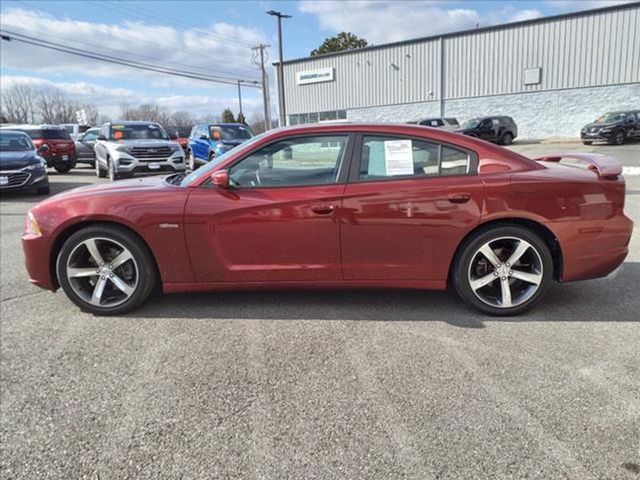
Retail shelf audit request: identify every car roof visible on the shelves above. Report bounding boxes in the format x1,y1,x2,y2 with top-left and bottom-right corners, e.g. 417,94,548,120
107,120,161,126
0,129,31,136
0,124,66,130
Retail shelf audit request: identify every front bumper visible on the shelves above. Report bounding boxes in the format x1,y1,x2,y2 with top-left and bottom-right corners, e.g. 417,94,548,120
0,168,48,191
581,130,615,141
113,152,186,175
22,233,57,291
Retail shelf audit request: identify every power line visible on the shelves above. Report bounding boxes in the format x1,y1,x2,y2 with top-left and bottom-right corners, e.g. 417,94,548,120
89,0,258,49
1,29,261,88
3,23,260,81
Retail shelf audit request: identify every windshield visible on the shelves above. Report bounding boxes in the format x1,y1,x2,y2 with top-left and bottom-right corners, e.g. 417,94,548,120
24,129,71,140
180,131,268,187
167,126,192,138
461,118,481,129
210,124,253,141
109,123,170,140
594,112,626,124
0,132,34,151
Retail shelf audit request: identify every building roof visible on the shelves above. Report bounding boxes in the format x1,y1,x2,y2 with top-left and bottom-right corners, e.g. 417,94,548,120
278,2,639,66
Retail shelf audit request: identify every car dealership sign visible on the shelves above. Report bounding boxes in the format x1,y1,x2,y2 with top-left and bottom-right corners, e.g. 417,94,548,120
296,67,335,85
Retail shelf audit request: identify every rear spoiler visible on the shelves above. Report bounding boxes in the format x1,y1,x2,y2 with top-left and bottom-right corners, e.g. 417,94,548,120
535,153,622,178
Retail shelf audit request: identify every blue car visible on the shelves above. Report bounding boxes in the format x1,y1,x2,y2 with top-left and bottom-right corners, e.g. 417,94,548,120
186,123,253,170
0,130,50,195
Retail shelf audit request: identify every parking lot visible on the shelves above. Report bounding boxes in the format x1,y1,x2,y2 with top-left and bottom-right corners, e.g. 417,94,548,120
1,142,639,479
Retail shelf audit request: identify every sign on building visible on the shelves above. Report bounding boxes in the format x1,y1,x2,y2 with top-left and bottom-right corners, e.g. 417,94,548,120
296,67,335,85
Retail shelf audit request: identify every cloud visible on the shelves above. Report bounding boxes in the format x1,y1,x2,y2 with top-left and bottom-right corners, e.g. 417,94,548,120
300,1,546,44
0,75,263,119
0,7,265,85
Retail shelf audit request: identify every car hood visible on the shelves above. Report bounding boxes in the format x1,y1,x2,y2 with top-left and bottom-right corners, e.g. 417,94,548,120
219,139,245,147
0,151,41,170
38,175,176,206
107,139,175,148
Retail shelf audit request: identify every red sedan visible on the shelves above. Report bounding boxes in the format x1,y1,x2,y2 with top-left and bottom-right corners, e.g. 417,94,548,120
22,123,633,316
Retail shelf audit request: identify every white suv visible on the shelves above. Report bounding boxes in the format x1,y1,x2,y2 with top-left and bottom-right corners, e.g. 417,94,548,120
94,121,186,181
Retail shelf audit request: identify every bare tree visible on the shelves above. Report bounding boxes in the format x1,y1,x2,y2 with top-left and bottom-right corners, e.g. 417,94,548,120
169,110,196,127
0,84,39,123
248,112,266,134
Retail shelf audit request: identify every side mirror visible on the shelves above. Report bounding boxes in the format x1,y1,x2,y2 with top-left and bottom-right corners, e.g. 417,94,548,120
97,135,107,141
210,170,229,189
37,144,49,154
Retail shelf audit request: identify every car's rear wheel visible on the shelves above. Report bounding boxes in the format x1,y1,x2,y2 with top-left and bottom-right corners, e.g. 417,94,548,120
500,132,513,145
56,225,157,315
95,159,106,178
453,225,553,316
54,163,73,173
582,141,593,145
186,150,195,171
612,130,626,145
208,152,216,162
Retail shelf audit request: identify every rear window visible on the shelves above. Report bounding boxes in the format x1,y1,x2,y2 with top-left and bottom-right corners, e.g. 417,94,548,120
445,118,459,126
23,129,71,140
210,124,253,141
166,126,192,138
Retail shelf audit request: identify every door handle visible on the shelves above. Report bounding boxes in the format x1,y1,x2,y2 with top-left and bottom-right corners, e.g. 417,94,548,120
447,193,471,204
311,205,335,215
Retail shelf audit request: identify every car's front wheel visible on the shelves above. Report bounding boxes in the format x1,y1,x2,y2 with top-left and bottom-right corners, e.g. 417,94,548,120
612,130,626,145
56,225,157,315
453,225,553,316
95,159,107,178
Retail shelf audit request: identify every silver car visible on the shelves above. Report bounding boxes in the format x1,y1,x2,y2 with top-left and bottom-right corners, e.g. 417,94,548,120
410,117,460,131
94,121,186,181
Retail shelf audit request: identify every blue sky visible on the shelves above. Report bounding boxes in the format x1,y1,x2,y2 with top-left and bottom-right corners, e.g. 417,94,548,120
0,0,622,120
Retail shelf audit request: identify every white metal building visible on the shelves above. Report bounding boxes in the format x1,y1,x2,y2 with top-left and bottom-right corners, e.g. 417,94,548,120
278,3,640,139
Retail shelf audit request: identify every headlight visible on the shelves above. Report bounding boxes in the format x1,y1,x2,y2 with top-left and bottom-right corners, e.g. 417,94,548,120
581,128,586,133
22,162,45,171
25,211,42,237
600,128,612,133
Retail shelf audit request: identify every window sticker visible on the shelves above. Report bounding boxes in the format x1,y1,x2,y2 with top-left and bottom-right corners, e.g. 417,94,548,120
384,140,414,176
113,131,124,140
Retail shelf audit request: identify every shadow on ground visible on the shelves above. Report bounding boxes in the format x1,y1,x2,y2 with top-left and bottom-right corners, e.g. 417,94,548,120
126,262,640,328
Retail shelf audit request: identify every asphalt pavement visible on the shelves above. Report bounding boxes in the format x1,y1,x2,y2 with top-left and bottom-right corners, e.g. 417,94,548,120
1,142,639,479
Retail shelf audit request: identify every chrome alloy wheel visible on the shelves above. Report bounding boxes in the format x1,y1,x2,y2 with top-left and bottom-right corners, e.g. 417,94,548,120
65,237,139,308
468,236,543,309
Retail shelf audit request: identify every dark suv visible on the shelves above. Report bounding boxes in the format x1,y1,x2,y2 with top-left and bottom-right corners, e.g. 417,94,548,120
457,116,518,145
581,111,640,145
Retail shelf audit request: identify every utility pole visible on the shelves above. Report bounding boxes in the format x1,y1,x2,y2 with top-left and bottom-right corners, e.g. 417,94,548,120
267,10,290,127
237,80,243,122
252,43,272,131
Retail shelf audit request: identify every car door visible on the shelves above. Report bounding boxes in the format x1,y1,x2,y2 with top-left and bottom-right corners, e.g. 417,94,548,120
77,130,98,160
94,125,109,166
184,133,353,283
340,134,483,282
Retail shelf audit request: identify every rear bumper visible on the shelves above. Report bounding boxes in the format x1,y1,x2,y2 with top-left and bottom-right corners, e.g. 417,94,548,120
43,153,76,167
553,214,633,282
22,233,57,291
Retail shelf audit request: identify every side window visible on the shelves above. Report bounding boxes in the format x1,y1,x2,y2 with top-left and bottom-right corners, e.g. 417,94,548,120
83,131,98,142
229,135,348,188
491,118,500,126
358,136,471,181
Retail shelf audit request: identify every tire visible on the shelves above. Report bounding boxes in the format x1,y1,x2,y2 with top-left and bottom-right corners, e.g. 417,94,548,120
54,163,73,173
35,185,50,195
582,141,593,145
208,152,216,162
452,225,553,316
612,130,626,145
89,160,96,169
56,224,157,315
95,159,107,178
108,157,119,181
187,150,196,171
500,132,513,146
